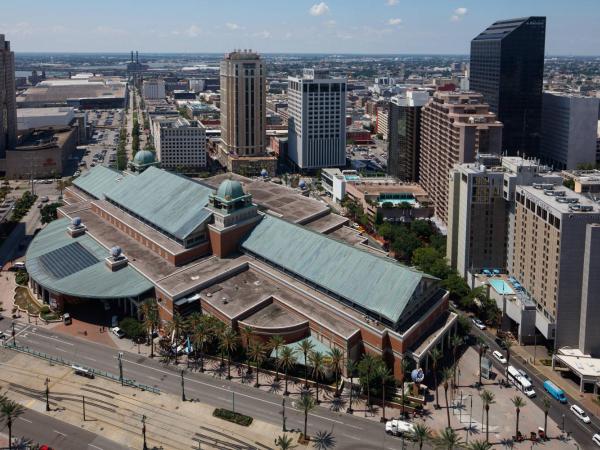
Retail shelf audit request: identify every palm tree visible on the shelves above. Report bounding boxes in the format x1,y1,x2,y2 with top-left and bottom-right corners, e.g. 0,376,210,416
274,434,296,450
279,346,297,396
299,339,315,388
219,327,239,380
0,398,25,450
410,423,432,450
358,354,377,413
242,325,254,347
346,359,356,413
185,312,203,335
327,347,344,396
399,358,411,418
212,321,226,367
477,338,487,387
433,427,465,449
269,335,285,381
511,395,526,439
467,440,491,450
542,396,551,438
298,393,316,440
248,341,266,388
479,389,495,443
450,335,462,387
140,299,159,358
191,320,209,372
429,348,442,408
166,312,185,365
503,340,513,384
442,366,454,429
377,365,391,421
309,351,326,404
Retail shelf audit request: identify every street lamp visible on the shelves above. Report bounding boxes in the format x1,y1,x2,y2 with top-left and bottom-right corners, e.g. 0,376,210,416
118,352,124,386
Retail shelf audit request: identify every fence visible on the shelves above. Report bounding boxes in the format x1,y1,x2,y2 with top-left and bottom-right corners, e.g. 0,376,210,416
2,342,160,394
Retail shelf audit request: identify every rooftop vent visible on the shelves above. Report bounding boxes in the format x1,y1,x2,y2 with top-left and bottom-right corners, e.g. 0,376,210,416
569,204,593,212
67,216,86,237
533,183,554,190
556,197,579,204
105,245,128,271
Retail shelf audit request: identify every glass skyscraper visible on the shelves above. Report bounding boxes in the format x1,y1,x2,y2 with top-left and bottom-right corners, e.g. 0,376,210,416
470,17,546,156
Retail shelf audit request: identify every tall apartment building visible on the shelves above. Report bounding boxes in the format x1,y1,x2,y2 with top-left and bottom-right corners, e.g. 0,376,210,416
0,34,17,158
470,17,546,155
510,185,600,351
142,79,166,100
447,155,561,279
540,92,600,169
376,108,389,141
387,91,429,182
287,68,346,170
152,117,207,170
419,91,503,225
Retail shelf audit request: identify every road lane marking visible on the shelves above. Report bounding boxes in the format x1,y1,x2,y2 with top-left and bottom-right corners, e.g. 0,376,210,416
118,356,363,430
53,430,67,436
19,418,32,423
88,445,104,450
82,356,97,362
27,332,75,346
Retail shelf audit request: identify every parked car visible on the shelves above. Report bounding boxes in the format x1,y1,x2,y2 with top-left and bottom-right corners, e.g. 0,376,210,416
592,433,600,447
385,419,415,436
492,350,507,365
472,318,486,330
111,327,125,339
570,404,591,423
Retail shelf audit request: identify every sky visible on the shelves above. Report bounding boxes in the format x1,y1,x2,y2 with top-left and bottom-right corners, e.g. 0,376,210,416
1,0,599,55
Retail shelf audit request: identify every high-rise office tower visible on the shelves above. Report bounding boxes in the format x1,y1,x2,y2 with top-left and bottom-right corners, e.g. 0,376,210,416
387,91,429,182
470,17,546,155
540,92,600,170
219,50,266,157
287,68,346,170
0,34,17,158
419,91,503,225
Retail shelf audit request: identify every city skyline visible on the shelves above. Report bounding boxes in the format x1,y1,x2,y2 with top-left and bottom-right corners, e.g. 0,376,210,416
1,0,599,55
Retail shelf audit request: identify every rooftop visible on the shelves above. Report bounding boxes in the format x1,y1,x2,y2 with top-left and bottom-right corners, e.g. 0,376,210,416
519,184,600,215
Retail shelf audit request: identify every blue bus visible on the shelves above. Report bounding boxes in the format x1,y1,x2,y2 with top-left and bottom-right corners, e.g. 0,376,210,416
543,380,567,403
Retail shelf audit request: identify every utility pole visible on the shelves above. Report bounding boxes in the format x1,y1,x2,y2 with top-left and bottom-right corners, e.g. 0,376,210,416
142,414,148,450
45,377,50,411
181,369,186,402
82,395,86,421
118,352,124,386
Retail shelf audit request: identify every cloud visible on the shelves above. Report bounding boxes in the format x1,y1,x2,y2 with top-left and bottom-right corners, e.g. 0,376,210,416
185,25,202,37
386,0,399,5
225,22,241,31
309,2,329,16
388,18,402,26
451,7,468,21
324,19,336,27
253,30,271,39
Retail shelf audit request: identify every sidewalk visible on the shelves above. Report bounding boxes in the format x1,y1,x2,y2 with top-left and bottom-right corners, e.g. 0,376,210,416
0,349,286,450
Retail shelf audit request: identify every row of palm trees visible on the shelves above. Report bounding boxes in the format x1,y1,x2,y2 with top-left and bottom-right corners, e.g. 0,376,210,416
0,392,25,450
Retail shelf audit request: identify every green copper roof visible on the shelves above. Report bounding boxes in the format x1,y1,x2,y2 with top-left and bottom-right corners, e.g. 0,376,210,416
25,218,153,299
270,335,330,360
216,179,246,201
133,150,156,166
72,166,126,200
104,166,213,241
242,215,438,324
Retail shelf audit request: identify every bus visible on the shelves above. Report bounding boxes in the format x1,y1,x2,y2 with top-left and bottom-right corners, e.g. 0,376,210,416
507,365,536,397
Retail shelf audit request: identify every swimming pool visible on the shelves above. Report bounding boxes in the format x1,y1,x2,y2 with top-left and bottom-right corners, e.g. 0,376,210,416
489,279,514,295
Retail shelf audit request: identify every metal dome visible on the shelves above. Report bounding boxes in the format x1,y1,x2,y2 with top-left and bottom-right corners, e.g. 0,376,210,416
133,150,156,166
72,217,82,227
411,368,424,383
260,168,269,177
110,246,122,258
216,179,245,201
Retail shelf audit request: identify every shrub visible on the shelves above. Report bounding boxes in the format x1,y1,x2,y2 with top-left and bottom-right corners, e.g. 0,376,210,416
118,317,146,340
212,408,253,426
15,271,29,286
40,305,51,314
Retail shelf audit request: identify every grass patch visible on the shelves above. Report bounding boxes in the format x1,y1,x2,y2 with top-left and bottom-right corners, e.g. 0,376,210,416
14,286,42,314
212,408,253,427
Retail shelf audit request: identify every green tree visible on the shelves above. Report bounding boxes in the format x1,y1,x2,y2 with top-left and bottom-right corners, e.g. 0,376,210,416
410,423,432,450
40,202,63,224
357,354,379,413
450,335,462,387
274,434,296,450
467,440,492,450
433,427,464,449
511,395,526,439
219,327,239,380
429,348,442,408
192,319,210,372
399,358,411,418
309,351,326,404
542,396,551,438
503,340,513,384
165,312,185,365
346,359,356,412
298,393,315,440
477,338,487,387
279,346,297,396
377,364,391,421
480,390,495,443
140,299,159,358
269,335,285,381
248,341,266,388
327,347,344,396
118,317,146,341
299,339,315,388
0,396,25,450
442,367,453,429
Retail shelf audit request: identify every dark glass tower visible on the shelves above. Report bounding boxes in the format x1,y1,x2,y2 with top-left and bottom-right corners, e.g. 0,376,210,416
0,34,17,159
470,17,546,156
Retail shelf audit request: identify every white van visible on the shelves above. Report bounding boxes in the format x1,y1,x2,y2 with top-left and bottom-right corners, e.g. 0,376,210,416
592,433,600,447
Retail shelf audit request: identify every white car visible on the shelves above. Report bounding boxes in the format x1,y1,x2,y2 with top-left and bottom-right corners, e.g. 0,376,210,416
592,433,600,447
570,404,591,424
492,350,507,364
385,419,415,436
111,327,125,339
472,318,486,330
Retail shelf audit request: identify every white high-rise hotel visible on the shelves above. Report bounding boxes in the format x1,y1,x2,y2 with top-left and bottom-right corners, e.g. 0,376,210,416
288,69,346,170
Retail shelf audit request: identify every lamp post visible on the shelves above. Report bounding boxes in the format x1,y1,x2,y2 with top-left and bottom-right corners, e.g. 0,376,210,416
118,352,124,386
45,377,50,411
